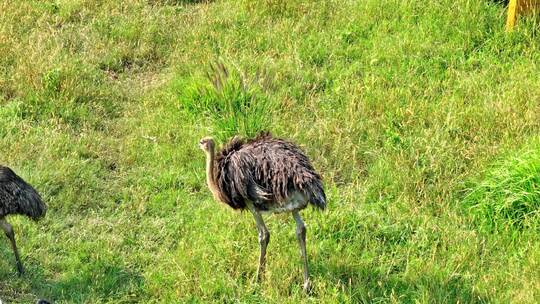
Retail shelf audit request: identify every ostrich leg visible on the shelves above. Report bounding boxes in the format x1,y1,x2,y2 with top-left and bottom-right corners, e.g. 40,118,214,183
293,211,310,292
247,204,270,281
0,217,24,274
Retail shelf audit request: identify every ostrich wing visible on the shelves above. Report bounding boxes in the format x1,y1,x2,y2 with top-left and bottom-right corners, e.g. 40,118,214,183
0,167,46,219
214,134,326,211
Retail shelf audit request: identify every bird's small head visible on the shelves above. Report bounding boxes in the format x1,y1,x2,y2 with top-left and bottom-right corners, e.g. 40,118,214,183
199,137,215,153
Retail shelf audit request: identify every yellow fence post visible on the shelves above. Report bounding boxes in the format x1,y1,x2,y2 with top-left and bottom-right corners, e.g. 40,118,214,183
506,0,518,30
506,0,540,31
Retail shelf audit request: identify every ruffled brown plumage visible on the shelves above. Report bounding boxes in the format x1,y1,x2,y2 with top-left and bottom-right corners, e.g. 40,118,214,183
213,132,326,211
0,166,47,220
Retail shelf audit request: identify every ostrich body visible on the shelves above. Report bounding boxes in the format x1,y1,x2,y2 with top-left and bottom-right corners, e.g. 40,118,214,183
199,132,326,291
0,165,46,274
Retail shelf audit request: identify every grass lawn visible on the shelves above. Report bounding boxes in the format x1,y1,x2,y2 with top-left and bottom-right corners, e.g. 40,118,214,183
1,0,539,302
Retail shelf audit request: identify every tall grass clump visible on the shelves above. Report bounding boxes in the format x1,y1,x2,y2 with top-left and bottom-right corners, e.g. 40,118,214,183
463,139,540,232
176,61,276,142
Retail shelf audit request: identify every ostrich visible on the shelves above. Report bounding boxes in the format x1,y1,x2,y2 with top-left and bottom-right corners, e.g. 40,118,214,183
0,165,46,274
199,132,326,291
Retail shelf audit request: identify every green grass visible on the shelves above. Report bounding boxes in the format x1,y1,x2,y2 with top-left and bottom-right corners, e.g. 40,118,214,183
464,138,540,232
1,0,540,302
176,61,276,142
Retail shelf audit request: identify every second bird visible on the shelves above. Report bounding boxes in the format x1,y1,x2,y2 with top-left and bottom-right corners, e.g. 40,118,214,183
0,165,46,274
199,132,326,292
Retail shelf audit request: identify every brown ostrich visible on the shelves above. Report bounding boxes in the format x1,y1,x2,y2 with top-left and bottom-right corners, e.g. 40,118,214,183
199,132,326,291
0,165,46,274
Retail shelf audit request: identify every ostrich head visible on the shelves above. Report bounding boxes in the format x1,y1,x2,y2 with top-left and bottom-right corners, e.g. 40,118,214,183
199,137,215,154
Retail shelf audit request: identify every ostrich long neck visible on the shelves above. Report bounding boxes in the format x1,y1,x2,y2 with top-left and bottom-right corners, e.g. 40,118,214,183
205,147,221,200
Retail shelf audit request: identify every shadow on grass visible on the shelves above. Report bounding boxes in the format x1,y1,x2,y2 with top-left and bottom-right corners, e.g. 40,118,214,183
148,0,213,5
311,261,490,303
0,246,145,303
489,0,509,5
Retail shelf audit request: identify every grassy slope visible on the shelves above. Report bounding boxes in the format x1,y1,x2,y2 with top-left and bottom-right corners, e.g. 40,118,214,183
1,0,539,302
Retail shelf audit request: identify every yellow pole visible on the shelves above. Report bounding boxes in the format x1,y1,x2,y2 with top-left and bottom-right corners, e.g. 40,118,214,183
506,0,519,31
507,0,540,31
